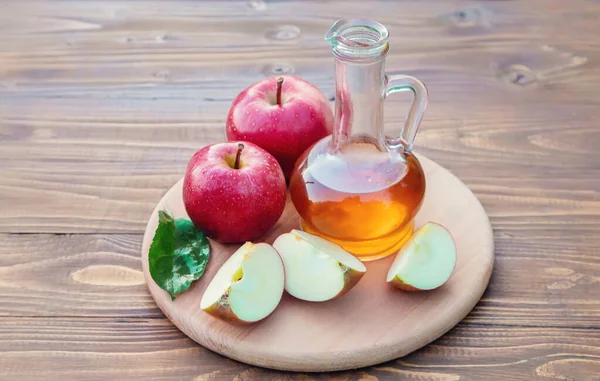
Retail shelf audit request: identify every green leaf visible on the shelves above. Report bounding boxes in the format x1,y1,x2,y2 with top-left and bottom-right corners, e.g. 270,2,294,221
148,210,210,300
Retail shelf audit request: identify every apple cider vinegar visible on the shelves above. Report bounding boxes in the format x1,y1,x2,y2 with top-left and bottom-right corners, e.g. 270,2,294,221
289,19,430,261
290,140,425,261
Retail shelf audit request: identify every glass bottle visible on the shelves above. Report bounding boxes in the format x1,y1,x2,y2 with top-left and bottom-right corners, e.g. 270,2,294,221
289,19,429,261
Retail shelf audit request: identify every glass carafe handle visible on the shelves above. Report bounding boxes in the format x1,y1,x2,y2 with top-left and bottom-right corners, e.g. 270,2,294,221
383,74,428,153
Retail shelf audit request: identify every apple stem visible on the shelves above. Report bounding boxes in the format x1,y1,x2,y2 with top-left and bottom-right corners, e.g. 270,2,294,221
234,143,244,169
276,77,284,106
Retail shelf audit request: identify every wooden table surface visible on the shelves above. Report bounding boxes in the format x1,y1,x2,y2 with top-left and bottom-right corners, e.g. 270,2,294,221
1,1,599,380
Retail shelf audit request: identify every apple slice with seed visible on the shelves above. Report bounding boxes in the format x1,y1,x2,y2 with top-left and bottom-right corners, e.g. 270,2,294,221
200,242,284,323
273,229,366,302
387,222,457,291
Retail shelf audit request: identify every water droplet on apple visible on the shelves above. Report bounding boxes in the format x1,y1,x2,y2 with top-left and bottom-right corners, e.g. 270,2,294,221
259,128,264,132
366,176,372,182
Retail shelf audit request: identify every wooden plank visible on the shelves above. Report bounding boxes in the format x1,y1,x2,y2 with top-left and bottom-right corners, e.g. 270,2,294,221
0,233,598,327
0,234,158,317
1,118,598,233
0,317,598,380
1,1,599,54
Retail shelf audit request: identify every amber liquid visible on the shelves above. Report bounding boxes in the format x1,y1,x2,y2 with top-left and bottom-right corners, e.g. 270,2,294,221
289,141,426,261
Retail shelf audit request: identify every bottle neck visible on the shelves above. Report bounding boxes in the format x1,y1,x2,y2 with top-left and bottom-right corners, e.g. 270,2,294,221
331,56,386,152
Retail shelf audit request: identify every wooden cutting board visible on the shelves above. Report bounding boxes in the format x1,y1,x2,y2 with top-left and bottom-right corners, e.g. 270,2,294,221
141,154,494,372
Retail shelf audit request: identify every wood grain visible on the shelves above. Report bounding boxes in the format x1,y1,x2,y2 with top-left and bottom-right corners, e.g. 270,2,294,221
1,115,598,233
0,233,158,317
0,0,599,379
1,0,599,233
0,230,598,326
0,318,598,381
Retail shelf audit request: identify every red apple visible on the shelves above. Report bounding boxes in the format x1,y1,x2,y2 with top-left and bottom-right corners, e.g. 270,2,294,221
225,75,334,180
183,141,286,243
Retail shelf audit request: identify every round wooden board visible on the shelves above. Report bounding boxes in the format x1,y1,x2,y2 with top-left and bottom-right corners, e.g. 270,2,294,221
141,154,494,372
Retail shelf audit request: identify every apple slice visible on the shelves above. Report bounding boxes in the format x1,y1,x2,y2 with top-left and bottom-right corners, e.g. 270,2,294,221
386,222,457,291
200,242,284,323
273,229,366,302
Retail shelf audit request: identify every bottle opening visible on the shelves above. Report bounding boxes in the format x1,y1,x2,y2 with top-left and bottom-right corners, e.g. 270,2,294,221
325,19,389,59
